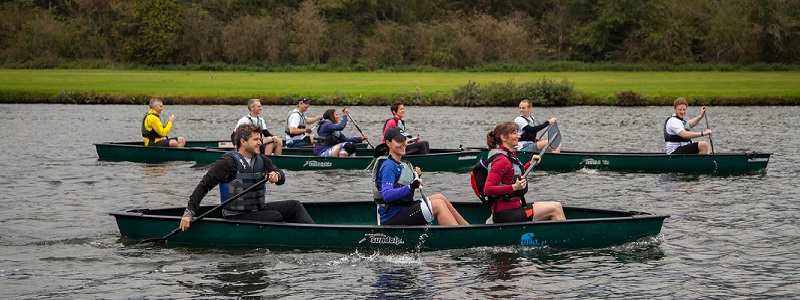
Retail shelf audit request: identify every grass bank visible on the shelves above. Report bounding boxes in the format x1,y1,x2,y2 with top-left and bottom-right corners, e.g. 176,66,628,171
1,69,799,105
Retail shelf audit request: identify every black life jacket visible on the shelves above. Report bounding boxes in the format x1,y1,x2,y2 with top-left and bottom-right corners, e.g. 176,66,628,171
470,149,528,212
219,151,266,216
664,116,692,143
372,155,416,206
518,115,537,142
141,113,163,143
285,110,307,137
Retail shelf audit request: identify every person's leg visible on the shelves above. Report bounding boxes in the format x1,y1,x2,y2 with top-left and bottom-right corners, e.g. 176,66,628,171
273,137,283,155
228,210,284,222
262,200,315,224
532,201,565,221
428,194,468,225
698,141,711,154
262,138,276,155
405,141,430,155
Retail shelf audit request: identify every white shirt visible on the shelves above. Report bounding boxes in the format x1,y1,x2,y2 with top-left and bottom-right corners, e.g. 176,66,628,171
285,109,304,141
665,115,690,154
234,114,267,132
514,115,536,151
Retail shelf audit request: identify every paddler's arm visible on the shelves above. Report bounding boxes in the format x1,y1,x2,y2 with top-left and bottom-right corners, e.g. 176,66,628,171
180,155,236,230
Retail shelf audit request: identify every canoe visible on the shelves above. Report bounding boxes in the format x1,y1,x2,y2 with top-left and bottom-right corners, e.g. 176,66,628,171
471,148,771,175
110,201,668,250
94,140,234,163
192,148,482,172
93,141,367,163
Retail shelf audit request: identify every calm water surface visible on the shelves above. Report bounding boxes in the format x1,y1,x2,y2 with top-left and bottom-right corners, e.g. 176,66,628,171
0,104,798,299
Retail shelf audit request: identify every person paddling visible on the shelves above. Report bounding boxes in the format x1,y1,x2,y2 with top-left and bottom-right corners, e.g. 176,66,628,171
372,127,468,226
382,102,430,155
514,99,560,153
180,124,314,232
665,97,713,155
484,121,566,223
233,98,282,155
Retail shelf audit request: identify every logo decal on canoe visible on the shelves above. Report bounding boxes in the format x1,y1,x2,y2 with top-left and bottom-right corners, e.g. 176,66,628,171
458,156,478,161
520,233,546,247
359,233,405,245
581,158,609,166
303,160,333,167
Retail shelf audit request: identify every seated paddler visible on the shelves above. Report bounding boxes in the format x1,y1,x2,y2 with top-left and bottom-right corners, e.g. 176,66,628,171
180,124,314,231
372,127,468,226
313,108,367,157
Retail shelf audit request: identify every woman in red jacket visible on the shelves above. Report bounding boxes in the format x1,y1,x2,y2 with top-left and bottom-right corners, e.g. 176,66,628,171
483,121,566,223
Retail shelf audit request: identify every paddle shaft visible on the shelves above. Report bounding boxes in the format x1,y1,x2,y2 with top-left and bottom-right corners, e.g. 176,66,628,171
343,107,374,148
414,172,434,224
138,177,270,244
704,108,715,155
522,130,560,178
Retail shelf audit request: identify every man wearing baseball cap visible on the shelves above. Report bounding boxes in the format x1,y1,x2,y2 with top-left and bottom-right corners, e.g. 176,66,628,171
284,97,323,147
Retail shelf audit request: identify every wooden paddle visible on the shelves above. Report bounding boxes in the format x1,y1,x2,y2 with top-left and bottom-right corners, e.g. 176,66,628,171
138,177,270,244
343,107,374,148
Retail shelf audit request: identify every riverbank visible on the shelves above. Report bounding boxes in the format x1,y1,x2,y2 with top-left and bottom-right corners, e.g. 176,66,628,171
2,69,799,105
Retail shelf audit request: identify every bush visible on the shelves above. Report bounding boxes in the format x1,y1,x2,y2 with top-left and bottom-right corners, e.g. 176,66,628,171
450,78,578,107
615,90,646,106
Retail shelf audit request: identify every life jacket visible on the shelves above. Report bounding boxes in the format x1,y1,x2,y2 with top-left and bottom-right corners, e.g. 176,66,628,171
382,117,405,141
219,151,266,216
231,115,265,145
664,116,692,143
285,110,307,137
470,149,527,207
372,155,416,206
518,115,537,141
141,112,163,144
314,119,342,145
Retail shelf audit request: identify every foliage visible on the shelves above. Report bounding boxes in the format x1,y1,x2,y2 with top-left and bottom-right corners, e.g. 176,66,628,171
450,78,579,107
3,0,800,67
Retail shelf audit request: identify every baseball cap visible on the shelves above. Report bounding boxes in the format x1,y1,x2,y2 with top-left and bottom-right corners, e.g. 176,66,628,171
383,127,407,142
296,97,313,105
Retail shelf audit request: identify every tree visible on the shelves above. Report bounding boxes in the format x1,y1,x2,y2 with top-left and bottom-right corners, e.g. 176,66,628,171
289,1,328,64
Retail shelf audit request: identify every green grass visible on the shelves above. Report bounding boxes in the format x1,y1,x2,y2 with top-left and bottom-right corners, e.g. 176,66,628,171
1,69,799,101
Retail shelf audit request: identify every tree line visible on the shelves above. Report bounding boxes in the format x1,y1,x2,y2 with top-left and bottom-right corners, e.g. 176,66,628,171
1,0,799,68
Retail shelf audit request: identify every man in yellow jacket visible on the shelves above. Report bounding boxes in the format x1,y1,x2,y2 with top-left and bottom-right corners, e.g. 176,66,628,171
142,98,186,147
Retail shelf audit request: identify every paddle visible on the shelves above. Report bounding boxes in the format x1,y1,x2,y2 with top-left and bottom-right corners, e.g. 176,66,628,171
413,171,434,225
522,121,562,178
343,107,374,148
138,177,270,244
704,107,715,155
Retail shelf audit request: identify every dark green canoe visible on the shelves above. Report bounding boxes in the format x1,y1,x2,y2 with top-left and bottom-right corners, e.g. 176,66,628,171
94,141,369,163
472,148,771,175
111,201,668,250
193,148,482,172
94,141,234,163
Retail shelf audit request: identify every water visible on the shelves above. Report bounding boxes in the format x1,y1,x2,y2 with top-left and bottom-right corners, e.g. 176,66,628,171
0,104,798,299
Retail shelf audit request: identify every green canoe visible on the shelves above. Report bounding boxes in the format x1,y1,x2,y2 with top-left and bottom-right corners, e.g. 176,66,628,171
111,201,668,250
472,148,771,175
94,140,234,163
192,148,482,172
93,141,367,163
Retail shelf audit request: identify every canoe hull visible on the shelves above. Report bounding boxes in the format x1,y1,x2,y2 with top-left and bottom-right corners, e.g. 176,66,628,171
111,201,668,250
193,149,481,172
473,149,771,175
94,141,231,163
